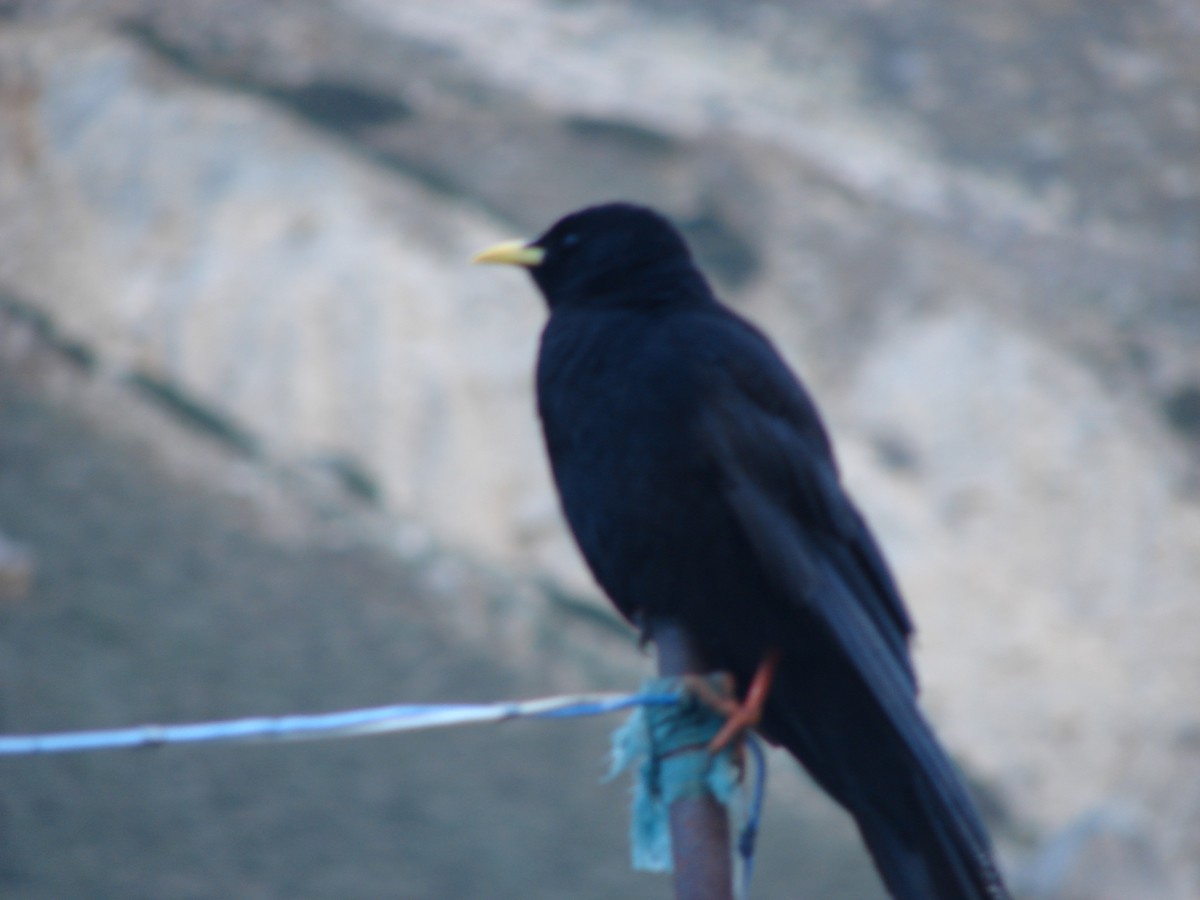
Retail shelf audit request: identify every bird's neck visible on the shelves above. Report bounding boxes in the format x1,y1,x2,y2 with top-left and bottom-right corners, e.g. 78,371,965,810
544,261,715,312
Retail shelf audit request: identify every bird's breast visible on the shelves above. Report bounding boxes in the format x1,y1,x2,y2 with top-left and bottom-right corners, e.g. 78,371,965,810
535,310,737,624
536,311,703,480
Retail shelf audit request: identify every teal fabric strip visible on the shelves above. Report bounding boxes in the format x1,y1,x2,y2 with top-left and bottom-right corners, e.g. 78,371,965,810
608,676,743,873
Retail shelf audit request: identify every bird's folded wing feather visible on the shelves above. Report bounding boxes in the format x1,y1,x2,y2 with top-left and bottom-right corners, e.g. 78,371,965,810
700,390,998,843
695,350,917,691
697,358,1003,847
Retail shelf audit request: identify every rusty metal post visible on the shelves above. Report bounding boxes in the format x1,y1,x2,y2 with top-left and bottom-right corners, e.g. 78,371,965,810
652,619,735,900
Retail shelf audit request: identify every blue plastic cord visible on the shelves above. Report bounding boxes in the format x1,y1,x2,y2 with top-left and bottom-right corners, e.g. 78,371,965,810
0,692,680,756
739,734,768,899
0,686,767,895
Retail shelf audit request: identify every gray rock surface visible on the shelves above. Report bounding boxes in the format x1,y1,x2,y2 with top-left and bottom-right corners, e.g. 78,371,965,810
2,0,1198,895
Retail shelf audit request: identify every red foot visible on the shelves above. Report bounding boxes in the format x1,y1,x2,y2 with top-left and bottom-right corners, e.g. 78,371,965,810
687,650,781,755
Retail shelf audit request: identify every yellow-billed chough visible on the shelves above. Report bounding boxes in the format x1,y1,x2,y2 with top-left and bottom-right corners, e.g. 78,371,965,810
475,202,1009,900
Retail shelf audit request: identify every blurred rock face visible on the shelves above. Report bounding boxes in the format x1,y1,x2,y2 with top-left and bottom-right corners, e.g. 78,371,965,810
1,1,1199,895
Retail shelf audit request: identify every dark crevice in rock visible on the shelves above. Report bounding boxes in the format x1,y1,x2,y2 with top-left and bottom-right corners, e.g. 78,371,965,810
563,115,683,159
680,210,762,289
1162,384,1200,443
313,454,383,507
266,81,414,133
125,371,261,458
0,290,96,371
118,18,414,138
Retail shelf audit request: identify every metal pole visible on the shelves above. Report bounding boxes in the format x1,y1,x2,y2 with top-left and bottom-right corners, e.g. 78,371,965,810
652,619,735,900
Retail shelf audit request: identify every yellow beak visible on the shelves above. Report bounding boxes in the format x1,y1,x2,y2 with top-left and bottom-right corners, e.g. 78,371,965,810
471,240,546,268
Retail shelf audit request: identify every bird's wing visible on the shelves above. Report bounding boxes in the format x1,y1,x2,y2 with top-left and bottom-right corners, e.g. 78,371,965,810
698,337,1009,898
692,319,917,690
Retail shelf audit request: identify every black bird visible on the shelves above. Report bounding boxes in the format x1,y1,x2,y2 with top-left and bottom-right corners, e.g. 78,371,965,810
475,203,1009,900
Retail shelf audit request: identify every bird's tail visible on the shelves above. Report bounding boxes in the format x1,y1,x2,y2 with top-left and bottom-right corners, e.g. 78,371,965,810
769,673,1010,900
852,755,1009,900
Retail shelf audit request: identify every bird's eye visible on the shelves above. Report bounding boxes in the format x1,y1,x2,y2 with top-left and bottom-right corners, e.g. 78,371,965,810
561,233,581,250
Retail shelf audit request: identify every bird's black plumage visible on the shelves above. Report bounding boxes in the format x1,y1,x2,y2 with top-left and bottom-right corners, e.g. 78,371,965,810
493,202,1008,899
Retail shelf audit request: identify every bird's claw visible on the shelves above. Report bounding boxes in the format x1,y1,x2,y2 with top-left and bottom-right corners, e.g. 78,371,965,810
683,651,781,760
678,671,751,772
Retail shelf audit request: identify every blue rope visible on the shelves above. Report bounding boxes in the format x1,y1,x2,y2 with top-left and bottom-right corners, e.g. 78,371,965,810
528,693,679,719
740,734,768,899
0,692,680,756
0,686,767,895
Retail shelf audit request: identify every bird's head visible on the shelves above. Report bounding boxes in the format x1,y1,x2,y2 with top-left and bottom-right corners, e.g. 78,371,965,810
473,203,705,310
